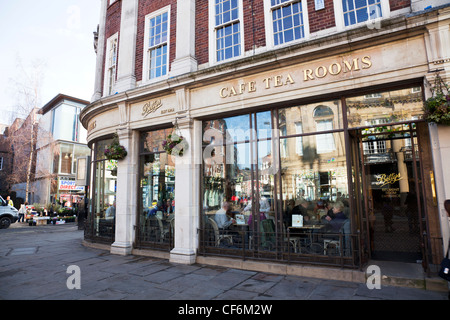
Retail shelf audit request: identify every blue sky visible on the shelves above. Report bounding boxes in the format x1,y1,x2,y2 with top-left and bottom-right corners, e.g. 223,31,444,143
0,1,101,125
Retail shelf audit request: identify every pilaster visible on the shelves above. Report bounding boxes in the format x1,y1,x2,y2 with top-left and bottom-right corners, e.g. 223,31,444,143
110,125,139,256
115,0,139,93
170,0,198,77
91,0,108,102
169,117,202,264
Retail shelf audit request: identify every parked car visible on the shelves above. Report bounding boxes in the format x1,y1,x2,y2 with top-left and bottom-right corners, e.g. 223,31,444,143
0,196,19,229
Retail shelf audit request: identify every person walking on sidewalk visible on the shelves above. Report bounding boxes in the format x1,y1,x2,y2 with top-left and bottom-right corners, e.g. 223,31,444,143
18,202,27,223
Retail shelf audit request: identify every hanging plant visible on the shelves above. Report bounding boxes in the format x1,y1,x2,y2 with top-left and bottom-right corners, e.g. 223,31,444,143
162,121,188,156
104,134,127,160
424,74,450,125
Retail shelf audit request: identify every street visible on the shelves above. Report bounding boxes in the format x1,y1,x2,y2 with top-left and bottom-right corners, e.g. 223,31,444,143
0,222,448,304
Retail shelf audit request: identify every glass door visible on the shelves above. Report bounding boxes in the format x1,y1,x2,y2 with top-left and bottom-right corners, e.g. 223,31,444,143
357,123,424,262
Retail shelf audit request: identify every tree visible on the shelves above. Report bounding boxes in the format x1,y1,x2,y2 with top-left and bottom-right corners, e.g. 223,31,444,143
4,58,46,203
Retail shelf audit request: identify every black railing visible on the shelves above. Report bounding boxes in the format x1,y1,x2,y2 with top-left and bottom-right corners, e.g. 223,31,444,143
84,217,115,245
198,223,362,269
135,216,174,251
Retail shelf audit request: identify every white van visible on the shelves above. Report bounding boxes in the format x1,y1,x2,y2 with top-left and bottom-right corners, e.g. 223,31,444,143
0,196,19,229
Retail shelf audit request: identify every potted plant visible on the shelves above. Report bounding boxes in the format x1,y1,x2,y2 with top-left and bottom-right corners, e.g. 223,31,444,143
162,122,188,156
104,134,128,160
424,74,450,125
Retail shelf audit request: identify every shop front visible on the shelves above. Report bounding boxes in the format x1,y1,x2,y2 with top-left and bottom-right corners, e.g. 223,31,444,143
81,30,444,269
197,84,435,267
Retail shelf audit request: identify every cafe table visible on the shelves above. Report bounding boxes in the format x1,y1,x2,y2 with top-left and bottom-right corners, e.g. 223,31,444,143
288,224,324,253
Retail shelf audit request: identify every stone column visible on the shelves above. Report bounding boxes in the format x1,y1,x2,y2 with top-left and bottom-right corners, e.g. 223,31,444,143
169,117,202,264
91,0,108,102
170,0,198,76
110,122,139,256
114,0,139,93
424,13,450,258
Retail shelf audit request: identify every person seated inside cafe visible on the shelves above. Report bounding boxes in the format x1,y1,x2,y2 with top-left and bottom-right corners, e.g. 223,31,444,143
291,199,310,224
163,199,174,219
323,201,347,233
215,201,235,229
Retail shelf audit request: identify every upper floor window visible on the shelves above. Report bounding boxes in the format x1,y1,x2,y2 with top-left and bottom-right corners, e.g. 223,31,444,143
143,7,170,83
104,33,118,96
272,0,305,45
335,0,389,30
264,0,309,49
52,104,84,143
342,0,382,26
210,0,243,63
0,157,3,170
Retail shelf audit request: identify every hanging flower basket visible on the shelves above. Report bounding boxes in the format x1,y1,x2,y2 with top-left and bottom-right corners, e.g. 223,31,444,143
162,122,188,157
424,74,450,126
104,134,127,160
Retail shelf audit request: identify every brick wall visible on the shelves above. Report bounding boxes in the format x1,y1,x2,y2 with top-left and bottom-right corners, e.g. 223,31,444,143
195,0,209,65
389,0,411,11
307,0,336,33
243,0,266,52
135,0,177,82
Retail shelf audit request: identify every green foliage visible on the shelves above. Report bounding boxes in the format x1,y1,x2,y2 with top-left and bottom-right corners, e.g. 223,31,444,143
424,74,450,125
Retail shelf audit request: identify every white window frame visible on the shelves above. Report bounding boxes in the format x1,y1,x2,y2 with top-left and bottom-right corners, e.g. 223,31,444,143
264,0,310,50
334,0,390,31
103,32,118,97
0,156,3,170
295,122,303,156
208,0,244,65
142,6,171,84
315,120,336,154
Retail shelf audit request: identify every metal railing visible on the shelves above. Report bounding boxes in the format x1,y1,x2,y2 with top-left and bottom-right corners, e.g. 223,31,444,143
134,216,174,251
84,217,115,245
198,225,362,269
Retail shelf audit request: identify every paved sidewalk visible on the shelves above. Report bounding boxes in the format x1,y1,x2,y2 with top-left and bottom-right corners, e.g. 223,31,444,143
0,223,448,301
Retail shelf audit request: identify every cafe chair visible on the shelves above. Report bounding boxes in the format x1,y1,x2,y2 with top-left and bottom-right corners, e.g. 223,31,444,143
155,216,167,242
208,218,233,247
323,219,350,255
283,223,301,253
323,239,340,255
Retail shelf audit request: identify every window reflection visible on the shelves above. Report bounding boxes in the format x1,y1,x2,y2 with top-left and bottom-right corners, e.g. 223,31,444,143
91,139,117,240
346,87,423,128
138,129,175,247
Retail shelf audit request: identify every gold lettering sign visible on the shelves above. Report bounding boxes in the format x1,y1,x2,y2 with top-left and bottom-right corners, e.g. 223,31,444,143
376,173,402,187
142,99,162,117
219,55,372,98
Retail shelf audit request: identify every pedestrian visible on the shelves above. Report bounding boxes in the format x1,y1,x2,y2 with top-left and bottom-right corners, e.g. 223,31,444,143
6,196,13,207
18,202,27,223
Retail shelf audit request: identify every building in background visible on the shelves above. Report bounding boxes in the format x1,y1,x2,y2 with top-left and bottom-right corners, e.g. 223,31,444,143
81,0,450,275
34,94,90,206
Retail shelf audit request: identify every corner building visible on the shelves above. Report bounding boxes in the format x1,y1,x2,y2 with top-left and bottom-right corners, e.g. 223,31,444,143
81,0,450,273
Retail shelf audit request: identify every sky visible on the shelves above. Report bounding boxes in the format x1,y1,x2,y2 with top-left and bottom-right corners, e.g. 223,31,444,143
0,1,101,125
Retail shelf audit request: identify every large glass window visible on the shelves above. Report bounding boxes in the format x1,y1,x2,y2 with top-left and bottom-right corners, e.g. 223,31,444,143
346,87,424,128
201,101,351,258
52,142,90,175
89,139,117,241
52,104,82,142
137,128,175,248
